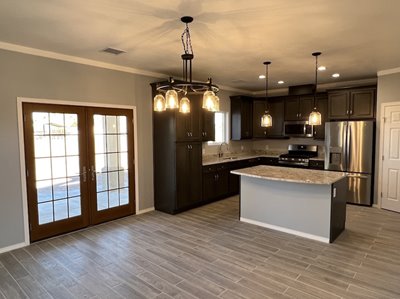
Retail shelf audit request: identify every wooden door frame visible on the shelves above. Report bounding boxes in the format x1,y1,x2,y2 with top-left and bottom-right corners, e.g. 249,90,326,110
17,97,139,246
377,101,400,209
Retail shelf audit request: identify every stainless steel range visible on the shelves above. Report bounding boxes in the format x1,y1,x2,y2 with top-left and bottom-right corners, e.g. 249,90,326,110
278,144,318,168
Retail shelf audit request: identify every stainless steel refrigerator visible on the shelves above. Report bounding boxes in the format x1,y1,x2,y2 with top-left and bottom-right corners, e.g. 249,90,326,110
325,121,374,205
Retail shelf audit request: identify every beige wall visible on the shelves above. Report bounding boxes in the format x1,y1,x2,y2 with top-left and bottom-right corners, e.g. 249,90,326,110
374,71,400,204
0,49,157,249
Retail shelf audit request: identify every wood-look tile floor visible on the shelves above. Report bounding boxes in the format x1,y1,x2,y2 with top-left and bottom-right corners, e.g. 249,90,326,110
1,196,400,299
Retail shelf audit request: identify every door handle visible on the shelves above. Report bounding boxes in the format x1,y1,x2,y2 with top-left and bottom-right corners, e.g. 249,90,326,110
91,165,96,181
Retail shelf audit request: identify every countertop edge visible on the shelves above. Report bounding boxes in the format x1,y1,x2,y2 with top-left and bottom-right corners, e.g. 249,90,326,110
231,167,346,185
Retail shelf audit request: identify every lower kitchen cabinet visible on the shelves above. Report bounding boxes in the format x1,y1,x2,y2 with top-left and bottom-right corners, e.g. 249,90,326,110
203,165,229,201
176,142,203,210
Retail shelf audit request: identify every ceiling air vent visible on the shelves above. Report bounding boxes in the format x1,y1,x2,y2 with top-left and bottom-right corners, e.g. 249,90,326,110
101,47,126,55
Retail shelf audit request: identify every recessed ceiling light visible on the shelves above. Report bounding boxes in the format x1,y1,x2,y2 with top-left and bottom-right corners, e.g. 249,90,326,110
259,75,266,79
318,66,327,71
278,80,285,84
332,73,340,78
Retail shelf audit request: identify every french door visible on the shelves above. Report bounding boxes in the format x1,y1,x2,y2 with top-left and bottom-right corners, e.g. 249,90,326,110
23,103,135,242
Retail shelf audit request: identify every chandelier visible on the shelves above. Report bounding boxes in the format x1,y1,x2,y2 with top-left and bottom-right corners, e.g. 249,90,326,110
309,52,322,125
153,16,219,113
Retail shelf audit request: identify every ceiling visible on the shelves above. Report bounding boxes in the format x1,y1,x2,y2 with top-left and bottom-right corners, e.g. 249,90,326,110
0,0,399,92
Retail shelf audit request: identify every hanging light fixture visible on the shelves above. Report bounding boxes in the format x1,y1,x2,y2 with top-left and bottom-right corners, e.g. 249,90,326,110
153,16,219,112
261,61,272,128
309,52,322,125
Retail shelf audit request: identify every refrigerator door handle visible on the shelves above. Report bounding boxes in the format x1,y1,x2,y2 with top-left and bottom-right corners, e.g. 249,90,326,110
343,123,348,171
347,174,369,179
346,122,352,171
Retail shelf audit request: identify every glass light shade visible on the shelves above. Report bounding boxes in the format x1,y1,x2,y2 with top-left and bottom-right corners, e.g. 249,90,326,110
212,95,220,112
261,113,272,127
153,94,166,112
202,90,216,111
179,97,190,113
165,89,179,109
309,110,322,125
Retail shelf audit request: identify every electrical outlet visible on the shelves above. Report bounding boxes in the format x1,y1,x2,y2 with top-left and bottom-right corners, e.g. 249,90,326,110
202,148,205,155
265,145,269,150
241,145,244,151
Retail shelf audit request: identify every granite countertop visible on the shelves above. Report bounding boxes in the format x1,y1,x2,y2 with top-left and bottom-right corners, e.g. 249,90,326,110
231,165,346,185
203,151,324,166
202,151,283,166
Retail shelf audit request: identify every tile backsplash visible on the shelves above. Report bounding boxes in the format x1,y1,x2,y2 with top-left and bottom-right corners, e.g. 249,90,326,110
203,138,325,156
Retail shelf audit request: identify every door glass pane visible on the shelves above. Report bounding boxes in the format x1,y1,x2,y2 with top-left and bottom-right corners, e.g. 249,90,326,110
32,112,82,225
38,202,53,224
51,135,65,156
66,135,79,155
93,113,131,211
54,199,68,221
34,136,50,158
53,178,67,200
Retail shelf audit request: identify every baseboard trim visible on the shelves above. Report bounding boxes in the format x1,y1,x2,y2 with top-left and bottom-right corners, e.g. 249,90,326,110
240,217,330,244
136,207,155,215
0,242,28,254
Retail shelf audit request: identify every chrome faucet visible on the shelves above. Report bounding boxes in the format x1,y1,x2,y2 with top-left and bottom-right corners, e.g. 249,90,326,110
218,142,229,158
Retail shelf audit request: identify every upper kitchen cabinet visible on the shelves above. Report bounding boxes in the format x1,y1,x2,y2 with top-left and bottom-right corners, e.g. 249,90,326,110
230,95,253,140
175,94,201,141
328,87,376,120
253,97,285,138
201,109,215,142
284,96,313,121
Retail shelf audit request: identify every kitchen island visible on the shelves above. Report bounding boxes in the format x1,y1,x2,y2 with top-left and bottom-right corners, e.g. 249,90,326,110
231,165,347,243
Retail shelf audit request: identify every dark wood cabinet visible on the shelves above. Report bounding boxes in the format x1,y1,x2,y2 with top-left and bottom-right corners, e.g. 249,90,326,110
313,96,328,140
201,110,215,141
328,87,376,120
175,94,201,141
231,96,253,140
260,157,279,166
284,96,313,121
176,142,202,209
152,82,205,214
202,164,229,202
253,97,285,138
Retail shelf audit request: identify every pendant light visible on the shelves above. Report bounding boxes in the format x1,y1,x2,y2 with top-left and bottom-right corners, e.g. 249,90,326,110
153,94,166,112
261,61,272,128
179,96,190,113
309,52,322,125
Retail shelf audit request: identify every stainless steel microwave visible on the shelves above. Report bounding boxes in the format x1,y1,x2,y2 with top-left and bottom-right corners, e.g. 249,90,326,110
284,121,314,137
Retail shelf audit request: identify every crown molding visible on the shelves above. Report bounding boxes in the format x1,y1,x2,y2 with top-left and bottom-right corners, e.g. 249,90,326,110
377,67,400,77
0,41,169,79
251,78,377,96
0,41,250,94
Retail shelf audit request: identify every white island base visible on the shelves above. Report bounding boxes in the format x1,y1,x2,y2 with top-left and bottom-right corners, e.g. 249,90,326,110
232,166,347,243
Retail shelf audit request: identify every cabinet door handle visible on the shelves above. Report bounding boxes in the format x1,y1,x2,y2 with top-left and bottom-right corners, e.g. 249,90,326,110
187,132,190,137
204,132,207,136
299,113,301,118
346,110,349,115
350,110,353,115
